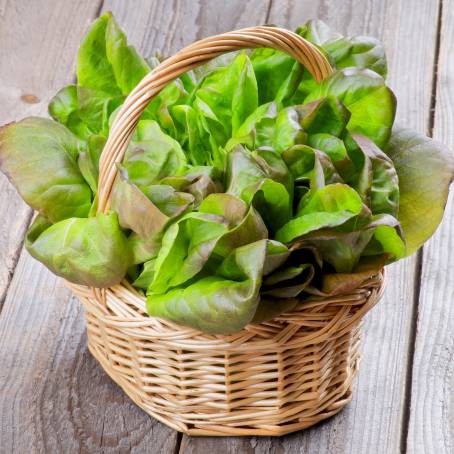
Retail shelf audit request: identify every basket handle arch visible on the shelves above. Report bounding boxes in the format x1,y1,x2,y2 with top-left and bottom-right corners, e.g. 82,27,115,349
97,25,334,212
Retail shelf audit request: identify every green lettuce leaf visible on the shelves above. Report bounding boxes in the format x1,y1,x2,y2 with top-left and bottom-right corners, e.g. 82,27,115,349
305,68,396,148
26,212,131,287
283,144,341,193
226,146,292,231
75,13,150,135
77,12,149,96
307,133,347,162
194,52,258,140
48,85,92,140
77,134,105,193
147,239,288,334
299,96,351,137
275,183,363,243
133,259,156,291
171,105,210,165
297,19,387,78
150,194,267,294
250,48,303,105
226,102,278,151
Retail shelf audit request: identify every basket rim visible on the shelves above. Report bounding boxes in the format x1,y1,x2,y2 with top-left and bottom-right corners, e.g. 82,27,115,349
66,269,385,348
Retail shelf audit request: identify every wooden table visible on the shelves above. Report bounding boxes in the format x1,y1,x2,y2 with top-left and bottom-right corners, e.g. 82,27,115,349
0,1,452,452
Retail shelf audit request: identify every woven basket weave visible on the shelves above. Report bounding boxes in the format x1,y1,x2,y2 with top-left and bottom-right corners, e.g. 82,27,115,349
67,26,385,436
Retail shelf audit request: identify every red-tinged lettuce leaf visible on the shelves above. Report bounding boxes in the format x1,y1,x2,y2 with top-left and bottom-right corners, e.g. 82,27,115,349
342,133,399,216
111,166,194,241
292,213,404,273
160,166,221,206
262,263,314,298
26,212,131,287
127,232,161,265
307,133,348,162
147,239,289,334
291,212,404,273
122,120,187,187
305,68,396,148
385,127,454,255
199,193,268,258
0,117,92,222
297,230,374,273
252,298,299,324
320,255,386,295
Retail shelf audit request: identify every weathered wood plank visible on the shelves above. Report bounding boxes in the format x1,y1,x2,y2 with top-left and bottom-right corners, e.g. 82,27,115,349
406,1,454,452
0,258,179,453
181,0,440,452
0,0,106,309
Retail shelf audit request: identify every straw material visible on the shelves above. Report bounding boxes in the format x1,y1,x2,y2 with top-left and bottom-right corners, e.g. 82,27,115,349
68,272,384,436
67,26,385,436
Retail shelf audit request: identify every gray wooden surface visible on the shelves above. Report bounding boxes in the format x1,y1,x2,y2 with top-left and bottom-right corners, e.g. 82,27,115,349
0,1,451,453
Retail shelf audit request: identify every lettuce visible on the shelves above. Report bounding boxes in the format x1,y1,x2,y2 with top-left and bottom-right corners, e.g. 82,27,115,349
0,14,452,334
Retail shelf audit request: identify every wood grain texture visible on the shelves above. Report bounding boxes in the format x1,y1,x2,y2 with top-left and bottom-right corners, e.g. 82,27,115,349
0,0,446,452
0,256,178,453
407,1,454,452
182,0,439,452
0,0,106,309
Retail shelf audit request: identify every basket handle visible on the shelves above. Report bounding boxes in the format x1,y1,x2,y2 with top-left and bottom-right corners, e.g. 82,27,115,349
97,26,334,212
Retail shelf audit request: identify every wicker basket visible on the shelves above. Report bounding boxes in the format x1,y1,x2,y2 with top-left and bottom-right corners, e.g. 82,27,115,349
67,26,385,436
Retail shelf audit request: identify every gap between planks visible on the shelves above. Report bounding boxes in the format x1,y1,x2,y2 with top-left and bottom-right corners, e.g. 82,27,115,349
399,0,444,451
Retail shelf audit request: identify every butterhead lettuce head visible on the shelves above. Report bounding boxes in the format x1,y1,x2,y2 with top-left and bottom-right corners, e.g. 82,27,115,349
1,14,453,334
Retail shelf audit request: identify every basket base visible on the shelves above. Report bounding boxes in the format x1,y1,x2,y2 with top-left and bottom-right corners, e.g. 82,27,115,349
88,341,357,436
69,271,384,437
